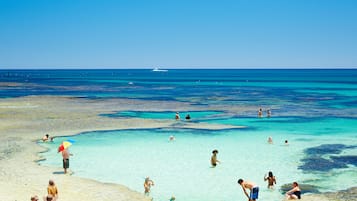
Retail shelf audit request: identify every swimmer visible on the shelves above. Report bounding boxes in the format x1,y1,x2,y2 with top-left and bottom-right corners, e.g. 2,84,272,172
267,109,271,118
264,171,277,189
185,114,191,120
211,149,220,167
169,135,175,141
285,140,289,145
42,134,49,142
258,108,263,118
144,177,154,195
175,112,180,120
267,136,273,144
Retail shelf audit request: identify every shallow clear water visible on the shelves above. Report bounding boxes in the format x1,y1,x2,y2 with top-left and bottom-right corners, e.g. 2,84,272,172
39,127,357,201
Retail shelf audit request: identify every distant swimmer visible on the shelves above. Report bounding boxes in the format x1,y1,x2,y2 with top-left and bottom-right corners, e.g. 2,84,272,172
185,114,191,120
267,136,273,144
267,109,271,118
169,196,176,201
264,171,277,189
211,149,220,167
169,135,176,141
175,112,180,120
42,134,50,142
285,140,289,145
237,179,259,201
144,177,154,195
258,108,263,118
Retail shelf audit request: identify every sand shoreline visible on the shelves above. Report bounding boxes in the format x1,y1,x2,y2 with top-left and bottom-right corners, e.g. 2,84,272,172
0,95,354,201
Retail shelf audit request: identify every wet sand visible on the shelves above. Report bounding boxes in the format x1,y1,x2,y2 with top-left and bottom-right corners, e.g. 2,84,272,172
0,95,354,201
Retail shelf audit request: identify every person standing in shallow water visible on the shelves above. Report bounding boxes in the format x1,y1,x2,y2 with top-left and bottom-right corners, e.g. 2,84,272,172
264,171,277,189
211,149,220,167
238,179,259,201
175,112,180,120
144,177,154,195
267,109,271,117
62,148,72,174
258,108,263,118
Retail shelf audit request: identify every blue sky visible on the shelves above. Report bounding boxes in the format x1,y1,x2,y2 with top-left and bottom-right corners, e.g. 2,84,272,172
0,0,356,69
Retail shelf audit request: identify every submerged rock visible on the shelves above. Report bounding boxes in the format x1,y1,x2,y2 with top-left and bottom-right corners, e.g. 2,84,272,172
302,187,357,201
331,155,357,166
299,144,357,172
304,144,346,156
299,157,347,171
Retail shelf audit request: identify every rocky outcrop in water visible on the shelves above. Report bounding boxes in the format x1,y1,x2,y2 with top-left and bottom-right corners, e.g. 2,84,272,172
302,187,357,201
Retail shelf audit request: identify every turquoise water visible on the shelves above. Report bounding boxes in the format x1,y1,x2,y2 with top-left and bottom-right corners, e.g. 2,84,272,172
103,111,223,120
2,69,356,200
39,127,357,201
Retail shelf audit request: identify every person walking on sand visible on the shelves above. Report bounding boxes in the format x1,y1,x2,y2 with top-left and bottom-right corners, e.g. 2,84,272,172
238,179,259,201
47,180,58,200
285,182,301,199
62,148,72,174
144,177,154,195
264,171,277,189
211,149,220,167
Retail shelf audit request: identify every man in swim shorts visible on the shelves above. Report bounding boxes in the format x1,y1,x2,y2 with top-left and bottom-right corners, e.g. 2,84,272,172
62,148,72,174
238,179,259,201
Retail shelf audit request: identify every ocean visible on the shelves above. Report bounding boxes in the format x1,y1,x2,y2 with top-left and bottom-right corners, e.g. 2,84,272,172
1,69,356,201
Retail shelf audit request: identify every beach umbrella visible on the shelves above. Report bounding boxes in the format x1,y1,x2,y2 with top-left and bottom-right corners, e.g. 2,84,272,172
58,141,72,152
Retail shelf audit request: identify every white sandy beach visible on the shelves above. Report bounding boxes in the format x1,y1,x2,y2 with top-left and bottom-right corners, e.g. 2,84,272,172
0,96,243,201
0,96,353,201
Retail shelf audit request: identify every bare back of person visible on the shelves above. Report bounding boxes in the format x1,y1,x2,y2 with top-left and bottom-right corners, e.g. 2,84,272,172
243,181,256,190
62,149,69,159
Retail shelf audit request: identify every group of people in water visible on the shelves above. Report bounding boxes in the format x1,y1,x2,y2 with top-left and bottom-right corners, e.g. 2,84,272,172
31,180,58,201
258,108,272,118
175,112,191,120
37,108,301,201
143,146,301,201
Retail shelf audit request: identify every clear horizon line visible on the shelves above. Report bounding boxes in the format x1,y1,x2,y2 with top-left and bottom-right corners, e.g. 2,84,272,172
1,67,357,70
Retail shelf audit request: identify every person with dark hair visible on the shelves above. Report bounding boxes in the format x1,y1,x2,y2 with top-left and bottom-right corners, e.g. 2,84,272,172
285,182,301,199
237,179,259,201
30,195,39,201
42,134,50,142
210,149,220,167
258,108,263,118
185,114,191,120
264,171,276,189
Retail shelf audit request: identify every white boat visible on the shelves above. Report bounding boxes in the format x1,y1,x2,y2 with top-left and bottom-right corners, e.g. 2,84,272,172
152,67,168,72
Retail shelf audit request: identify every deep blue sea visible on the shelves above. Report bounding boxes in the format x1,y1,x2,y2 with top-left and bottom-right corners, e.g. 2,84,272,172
1,69,356,201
